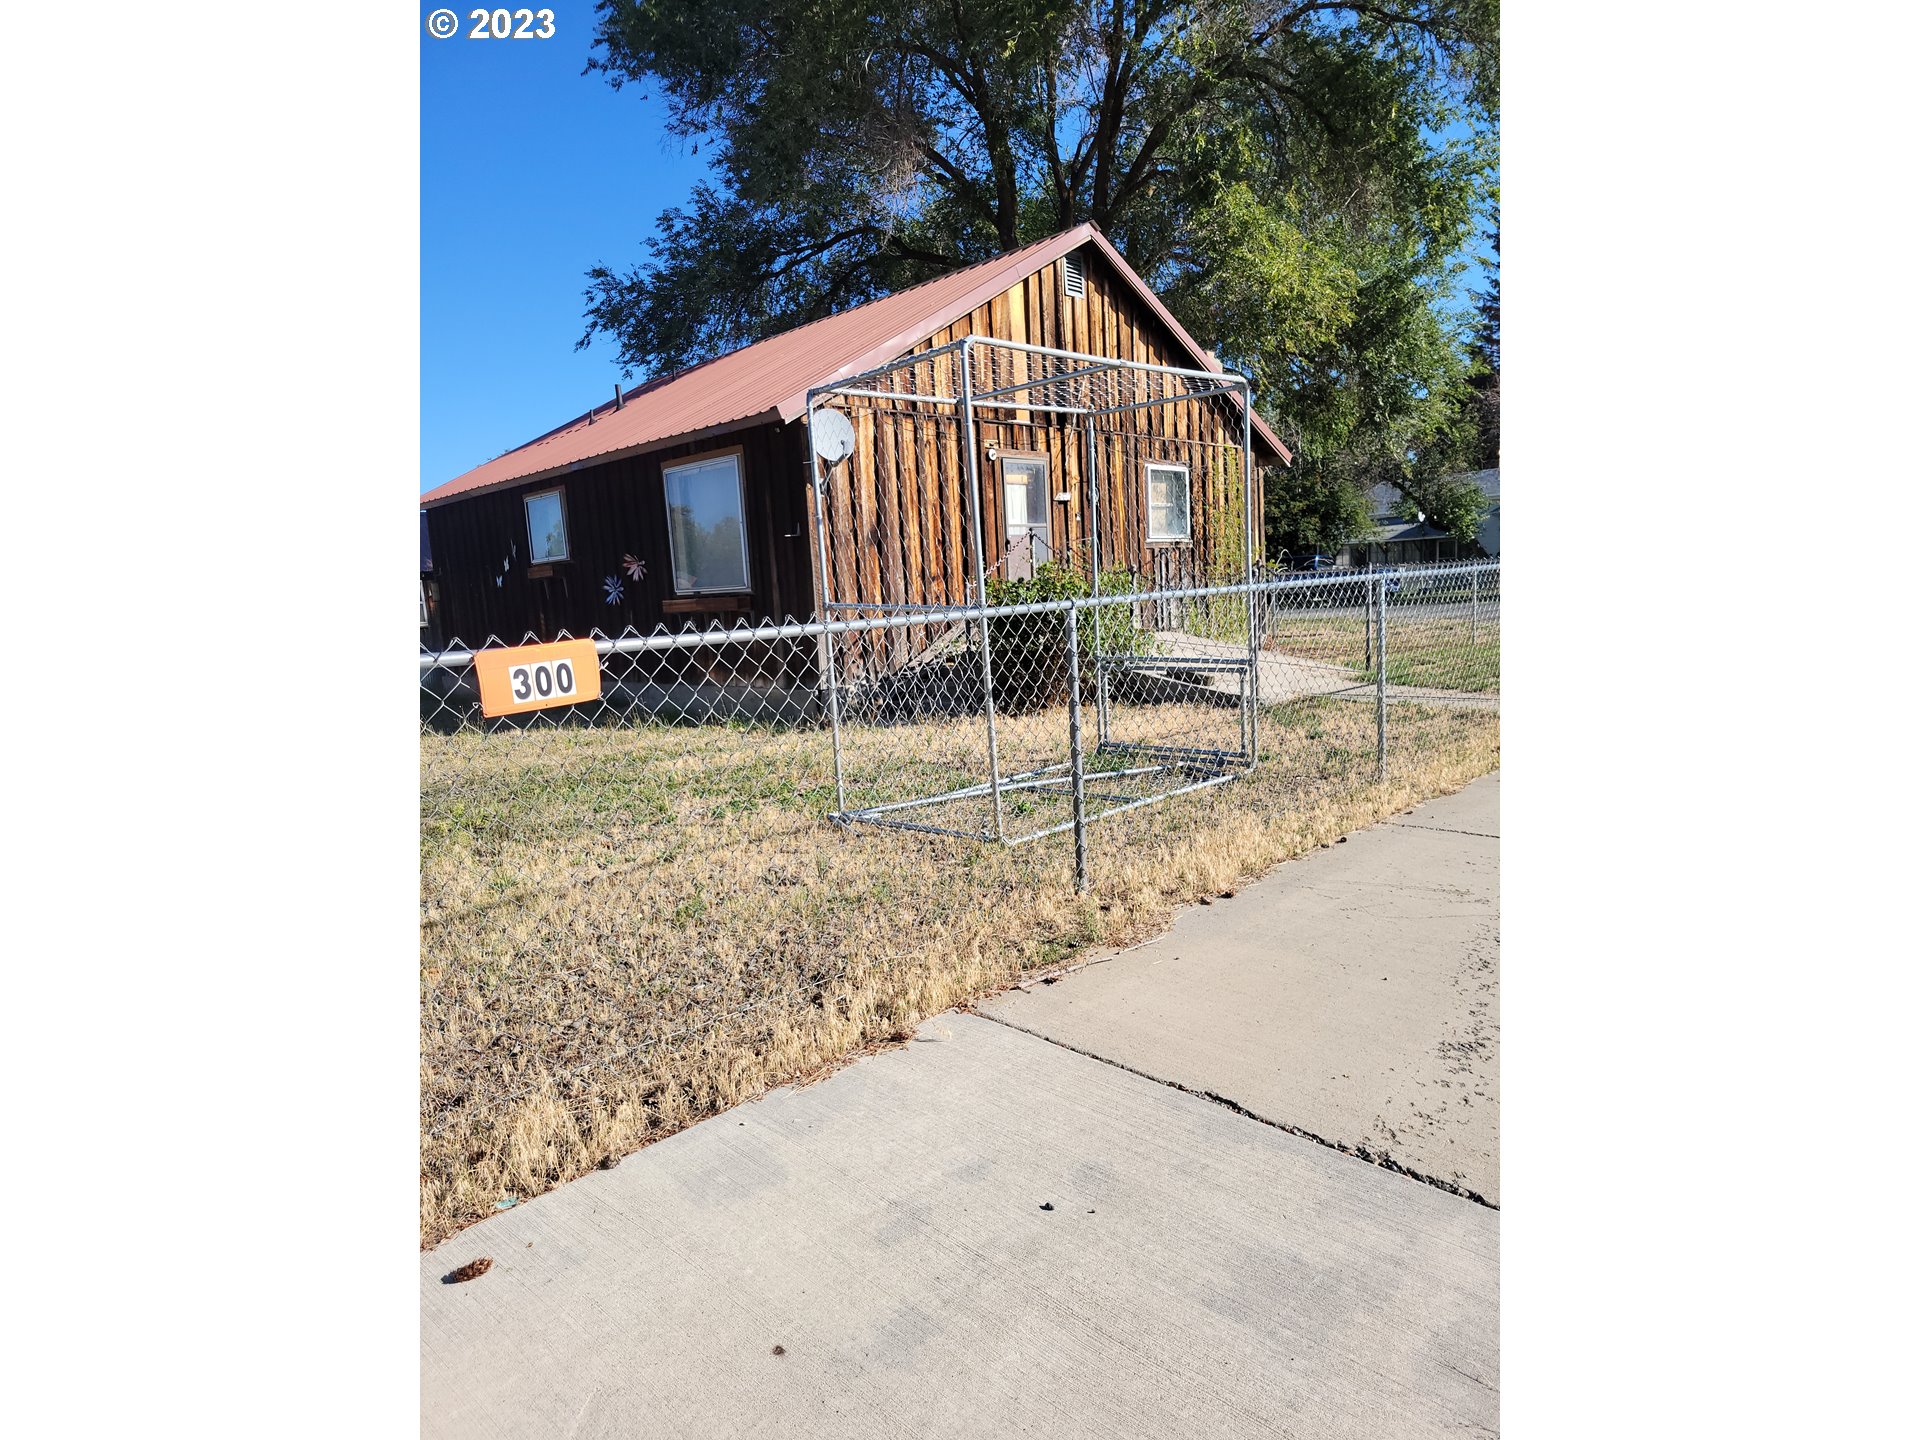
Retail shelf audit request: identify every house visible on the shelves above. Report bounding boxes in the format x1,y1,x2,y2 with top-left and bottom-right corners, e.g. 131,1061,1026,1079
418,224,1289,650
1342,468,1500,567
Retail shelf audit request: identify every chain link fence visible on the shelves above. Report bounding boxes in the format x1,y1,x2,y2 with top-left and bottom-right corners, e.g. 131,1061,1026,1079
420,560,1497,882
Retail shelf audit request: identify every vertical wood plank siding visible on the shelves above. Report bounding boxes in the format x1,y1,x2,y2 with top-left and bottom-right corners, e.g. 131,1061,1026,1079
821,248,1268,612
423,421,812,646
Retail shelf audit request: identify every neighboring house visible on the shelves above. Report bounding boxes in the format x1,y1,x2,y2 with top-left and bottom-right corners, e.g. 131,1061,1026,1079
1341,468,1500,567
419,223,1288,647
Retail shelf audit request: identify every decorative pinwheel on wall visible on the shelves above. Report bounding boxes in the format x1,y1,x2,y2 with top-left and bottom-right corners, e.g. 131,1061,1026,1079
603,574,625,605
622,553,646,582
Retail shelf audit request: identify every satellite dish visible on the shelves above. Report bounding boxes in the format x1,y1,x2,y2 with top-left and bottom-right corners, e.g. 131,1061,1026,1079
810,408,856,466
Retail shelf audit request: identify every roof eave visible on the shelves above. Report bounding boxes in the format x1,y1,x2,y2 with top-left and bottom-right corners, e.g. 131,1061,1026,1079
419,409,786,510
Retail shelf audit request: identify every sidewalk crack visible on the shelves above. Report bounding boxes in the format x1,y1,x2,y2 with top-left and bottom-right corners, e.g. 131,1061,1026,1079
1383,822,1500,839
970,1009,1498,1211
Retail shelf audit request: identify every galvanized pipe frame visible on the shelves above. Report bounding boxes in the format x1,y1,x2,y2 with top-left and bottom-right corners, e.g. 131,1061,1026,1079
813,333,1251,405
956,344,1009,840
803,334,1262,863
808,337,1249,421
805,388,849,812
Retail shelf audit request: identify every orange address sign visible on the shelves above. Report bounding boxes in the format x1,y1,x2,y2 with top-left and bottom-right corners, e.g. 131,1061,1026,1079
472,639,602,718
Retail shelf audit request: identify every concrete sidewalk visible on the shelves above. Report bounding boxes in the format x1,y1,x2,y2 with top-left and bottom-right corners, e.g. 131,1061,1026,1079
985,773,1500,1202
1162,633,1501,709
421,776,1501,1438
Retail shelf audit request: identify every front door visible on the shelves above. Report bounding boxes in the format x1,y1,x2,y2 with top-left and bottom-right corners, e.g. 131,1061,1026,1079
1001,455,1052,581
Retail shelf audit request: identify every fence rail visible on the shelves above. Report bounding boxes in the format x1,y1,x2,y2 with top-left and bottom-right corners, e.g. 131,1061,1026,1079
421,560,1499,888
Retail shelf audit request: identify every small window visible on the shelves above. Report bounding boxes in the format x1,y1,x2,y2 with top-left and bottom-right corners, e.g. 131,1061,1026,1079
1146,463,1191,542
1063,251,1086,299
664,451,751,594
524,489,569,563
419,578,428,627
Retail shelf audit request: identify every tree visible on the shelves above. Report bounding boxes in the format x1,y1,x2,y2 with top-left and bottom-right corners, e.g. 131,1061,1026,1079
1265,466,1376,560
1367,201,1494,543
1462,205,1499,470
580,0,1499,553
1393,470,1487,537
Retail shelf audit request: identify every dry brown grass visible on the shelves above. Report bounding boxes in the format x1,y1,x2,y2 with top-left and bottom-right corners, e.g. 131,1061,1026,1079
420,695,1498,1246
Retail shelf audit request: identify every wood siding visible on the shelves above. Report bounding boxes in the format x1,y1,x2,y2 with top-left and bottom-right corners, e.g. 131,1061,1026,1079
424,421,813,646
818,247,1269,617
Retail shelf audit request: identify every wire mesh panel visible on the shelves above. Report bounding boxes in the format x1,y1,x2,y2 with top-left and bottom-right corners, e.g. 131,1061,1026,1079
1378,561,1501,783
1249,561,1501,789
804,336,1260,863
419,620,830,736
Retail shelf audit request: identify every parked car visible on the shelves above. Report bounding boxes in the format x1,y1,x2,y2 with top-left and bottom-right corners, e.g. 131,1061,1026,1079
1261,557,1353,610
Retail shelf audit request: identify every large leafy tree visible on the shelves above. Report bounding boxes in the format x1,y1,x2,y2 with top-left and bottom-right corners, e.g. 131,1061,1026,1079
582,0,1498,552
1460,205,1500,470
1380,204,1497,546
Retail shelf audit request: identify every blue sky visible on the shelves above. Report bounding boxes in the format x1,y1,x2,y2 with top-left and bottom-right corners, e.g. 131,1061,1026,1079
422,9,1496,492
422,4,714,491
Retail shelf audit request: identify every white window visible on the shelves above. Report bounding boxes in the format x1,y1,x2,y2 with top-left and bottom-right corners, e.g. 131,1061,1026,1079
524,489,569,563
664,451,751,594
1146,463,1191,542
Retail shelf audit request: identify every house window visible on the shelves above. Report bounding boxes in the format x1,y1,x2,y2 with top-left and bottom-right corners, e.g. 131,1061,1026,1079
663,451,751,594
1063,250,1086,299
1146,463,1191,542
524,489,569,563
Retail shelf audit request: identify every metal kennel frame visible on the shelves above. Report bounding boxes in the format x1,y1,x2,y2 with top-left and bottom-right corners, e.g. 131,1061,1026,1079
804,335,1260,876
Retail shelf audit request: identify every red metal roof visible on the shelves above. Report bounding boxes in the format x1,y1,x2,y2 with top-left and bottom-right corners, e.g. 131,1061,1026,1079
422,224,1289,508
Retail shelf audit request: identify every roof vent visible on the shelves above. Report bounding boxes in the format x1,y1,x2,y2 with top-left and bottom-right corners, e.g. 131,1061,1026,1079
1063,250,1086,299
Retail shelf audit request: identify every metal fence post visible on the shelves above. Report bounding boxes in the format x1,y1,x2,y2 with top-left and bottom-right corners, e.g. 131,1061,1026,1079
1087,419,1110,748
1065,599,1089,893
1375,571,1388,782
1242,384,1259,772
958,340,1007,841
1470,565,1479,646
804,392,847,813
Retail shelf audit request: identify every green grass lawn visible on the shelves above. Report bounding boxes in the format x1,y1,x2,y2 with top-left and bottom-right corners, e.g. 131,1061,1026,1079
1263,609,1500,694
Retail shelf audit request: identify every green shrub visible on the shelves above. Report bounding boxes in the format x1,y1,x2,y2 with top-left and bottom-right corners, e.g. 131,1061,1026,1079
982,563,1153,711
